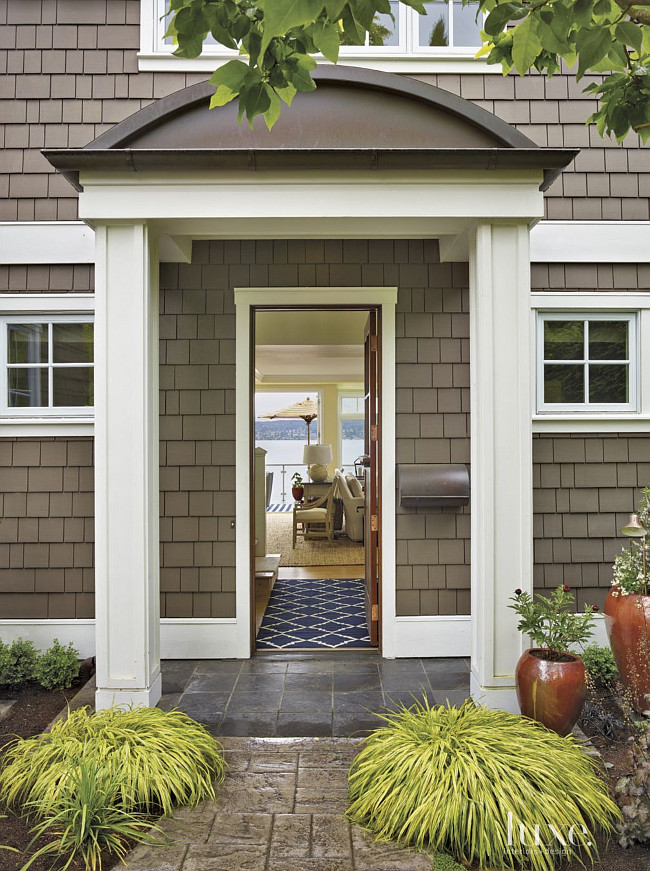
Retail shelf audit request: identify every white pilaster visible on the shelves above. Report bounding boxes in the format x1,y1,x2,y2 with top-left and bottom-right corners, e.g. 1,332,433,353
469,222,532,713
94,223,161,709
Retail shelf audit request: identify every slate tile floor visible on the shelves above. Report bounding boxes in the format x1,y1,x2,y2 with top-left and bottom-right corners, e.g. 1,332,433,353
160,654,470,737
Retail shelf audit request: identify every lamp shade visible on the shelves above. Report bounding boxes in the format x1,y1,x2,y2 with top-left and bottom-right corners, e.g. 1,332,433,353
303,444,333,465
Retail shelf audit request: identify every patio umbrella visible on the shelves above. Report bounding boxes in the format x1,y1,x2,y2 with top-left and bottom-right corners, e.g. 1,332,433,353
259,396,318,444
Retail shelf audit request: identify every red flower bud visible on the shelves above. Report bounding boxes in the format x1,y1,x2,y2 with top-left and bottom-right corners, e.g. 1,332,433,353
562,584,571,593
514,588,522,596
592,604,600,612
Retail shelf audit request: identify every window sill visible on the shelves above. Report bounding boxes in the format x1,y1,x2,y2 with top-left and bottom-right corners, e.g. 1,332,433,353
136,53,498,75
0,419,94,437
533,416,650,433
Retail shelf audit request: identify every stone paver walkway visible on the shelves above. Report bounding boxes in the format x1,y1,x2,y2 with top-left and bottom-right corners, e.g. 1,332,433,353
160,654,470,738
116,737,435,871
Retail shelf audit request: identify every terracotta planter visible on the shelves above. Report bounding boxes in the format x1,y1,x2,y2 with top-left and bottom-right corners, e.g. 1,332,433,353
604,587,650,713
291,486,304,501
515,648,587,737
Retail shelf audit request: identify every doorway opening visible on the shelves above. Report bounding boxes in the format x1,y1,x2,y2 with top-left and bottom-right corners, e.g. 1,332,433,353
250,305,382,653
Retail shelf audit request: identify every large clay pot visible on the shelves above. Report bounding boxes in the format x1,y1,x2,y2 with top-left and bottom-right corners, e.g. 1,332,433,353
604,587,650,713
515,649,587,737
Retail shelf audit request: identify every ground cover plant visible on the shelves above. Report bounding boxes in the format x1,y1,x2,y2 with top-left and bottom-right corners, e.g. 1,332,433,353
615,715,650,848
0,706,226,870
347,699,621,871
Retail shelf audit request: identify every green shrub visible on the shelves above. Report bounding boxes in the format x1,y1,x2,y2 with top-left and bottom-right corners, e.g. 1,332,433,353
582,644,619,689
432,852,465,870
615,718,650,848
0,638,38,687
20,759,161,871
0,705,226,818
347,699,621,871
34,639,79,690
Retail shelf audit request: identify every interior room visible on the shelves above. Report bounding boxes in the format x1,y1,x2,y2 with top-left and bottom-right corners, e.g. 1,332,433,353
252,308,374,652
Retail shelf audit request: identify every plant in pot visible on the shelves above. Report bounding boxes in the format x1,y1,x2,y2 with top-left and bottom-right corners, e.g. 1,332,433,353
509,585,597,736
291,471,304,502
605,487,650,714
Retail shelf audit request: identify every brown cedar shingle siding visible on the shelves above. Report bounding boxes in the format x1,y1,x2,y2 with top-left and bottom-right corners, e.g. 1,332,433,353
532,433,650,611
0,0,648,221
0,437,94,618
531,263,650,292
0,263,93,292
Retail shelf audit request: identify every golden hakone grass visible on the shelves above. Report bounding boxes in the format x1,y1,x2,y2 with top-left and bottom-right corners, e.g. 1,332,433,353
0,705,226,819
346,699,621,871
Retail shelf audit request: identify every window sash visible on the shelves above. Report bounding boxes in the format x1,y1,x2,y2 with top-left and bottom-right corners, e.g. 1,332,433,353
1,315,94,417
537,313,637,413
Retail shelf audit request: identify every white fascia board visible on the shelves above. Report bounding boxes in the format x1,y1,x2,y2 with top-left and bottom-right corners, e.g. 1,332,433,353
395,616,470,658
0,222,94,264
531,292,650,309
530,220,650,263
0,293,95,312
78,171,545,224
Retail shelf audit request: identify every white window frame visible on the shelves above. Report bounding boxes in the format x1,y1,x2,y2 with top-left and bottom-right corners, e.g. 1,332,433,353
0,295,95,435
339,390,365,471
139,0,495,73
532,293,650,433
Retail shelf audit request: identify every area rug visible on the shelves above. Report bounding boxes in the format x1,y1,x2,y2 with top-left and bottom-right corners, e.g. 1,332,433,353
264,512,364,567
266,503,293,513
256,577,371,650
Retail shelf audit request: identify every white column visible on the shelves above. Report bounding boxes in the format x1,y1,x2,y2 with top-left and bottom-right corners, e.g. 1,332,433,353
469,222,532,713
94,223,161,709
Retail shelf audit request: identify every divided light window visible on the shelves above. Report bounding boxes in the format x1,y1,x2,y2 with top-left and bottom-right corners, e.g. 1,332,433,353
0,316,94,417
537,313,637,413
157,0,483,55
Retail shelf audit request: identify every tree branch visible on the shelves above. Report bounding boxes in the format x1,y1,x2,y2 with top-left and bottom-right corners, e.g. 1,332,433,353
614,0,650,26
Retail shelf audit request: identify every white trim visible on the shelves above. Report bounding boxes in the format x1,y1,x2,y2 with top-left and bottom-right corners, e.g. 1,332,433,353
0,222,94,265
160,619,242,659
0,620,95,657
533,417,650,432
235,286,397,659
530,221,650,264
531,292,650,309
3,221,650,266
0,420,93,436
395,616,470,658
0,294,95,312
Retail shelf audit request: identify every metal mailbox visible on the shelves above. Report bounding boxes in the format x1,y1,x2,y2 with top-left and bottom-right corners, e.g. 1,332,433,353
397,464,470,508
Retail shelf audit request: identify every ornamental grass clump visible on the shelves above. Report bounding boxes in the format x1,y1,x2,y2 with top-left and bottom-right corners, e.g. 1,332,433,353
0,705,226,819
347,700,621,871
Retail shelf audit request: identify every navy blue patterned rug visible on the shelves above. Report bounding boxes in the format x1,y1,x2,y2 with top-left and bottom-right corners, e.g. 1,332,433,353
256,577,372,650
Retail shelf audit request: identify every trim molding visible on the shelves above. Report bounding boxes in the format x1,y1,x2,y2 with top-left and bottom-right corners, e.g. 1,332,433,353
395,615,470,657
3,221,649,266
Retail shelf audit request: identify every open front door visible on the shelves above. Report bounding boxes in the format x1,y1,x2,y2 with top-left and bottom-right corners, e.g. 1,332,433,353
364,311,381,647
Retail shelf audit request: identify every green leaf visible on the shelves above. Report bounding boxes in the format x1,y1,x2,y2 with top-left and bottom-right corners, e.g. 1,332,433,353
324,0,347,17
400,0,426,14
276,82,298,106
208,59,250,107
245,81,272,129
575,26,612,79
483,3,526,39
615,21,643,53
260,0,324,58
263,85,282,130
310,20,340,62
511,16,542,75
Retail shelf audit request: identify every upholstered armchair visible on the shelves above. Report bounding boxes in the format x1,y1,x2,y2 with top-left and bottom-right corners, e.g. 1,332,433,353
334,468,365,542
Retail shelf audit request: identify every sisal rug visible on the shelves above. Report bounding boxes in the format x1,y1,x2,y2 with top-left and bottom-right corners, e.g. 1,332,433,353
256,577,371,650
264,511,364,567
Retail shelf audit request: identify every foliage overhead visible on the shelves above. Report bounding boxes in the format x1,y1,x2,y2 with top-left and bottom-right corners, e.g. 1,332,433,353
164,0,650,142
347,698,621,871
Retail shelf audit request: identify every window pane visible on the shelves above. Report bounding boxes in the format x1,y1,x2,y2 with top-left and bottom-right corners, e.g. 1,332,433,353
370,2,400,46
588,320,628,360
454,1,482,46
53,367,94,407
53,323,94,364
8,367,48,407
342,419,365,468
420,2,449,46
8,323,47,364
589,365,628,403
544,364,584,403
341,396,362,414
544,320,584,360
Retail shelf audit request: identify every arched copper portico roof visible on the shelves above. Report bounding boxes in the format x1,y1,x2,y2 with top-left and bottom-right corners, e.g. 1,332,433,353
44,65,577,190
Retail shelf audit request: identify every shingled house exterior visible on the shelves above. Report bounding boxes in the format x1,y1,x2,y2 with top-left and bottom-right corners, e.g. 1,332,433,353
1,0,649,711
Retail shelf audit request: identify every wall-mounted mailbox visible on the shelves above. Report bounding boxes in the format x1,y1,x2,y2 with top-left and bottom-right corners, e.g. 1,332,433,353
397,464,470,509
